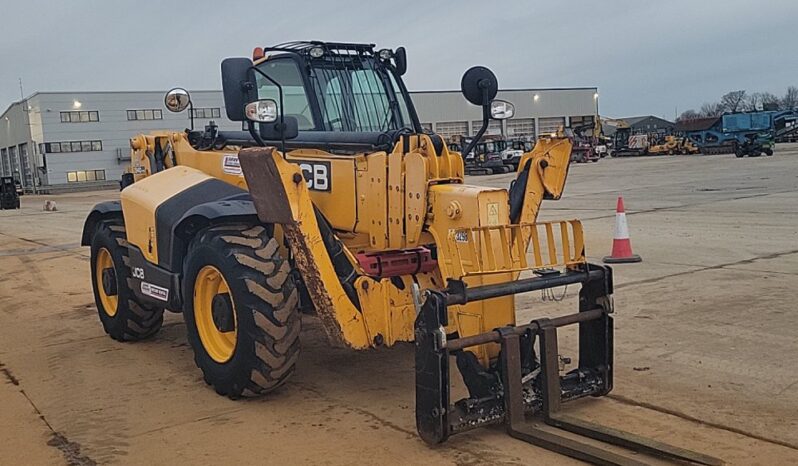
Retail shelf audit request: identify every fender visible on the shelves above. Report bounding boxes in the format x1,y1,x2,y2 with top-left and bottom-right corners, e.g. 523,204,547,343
81,200,123,246
164,193,259,272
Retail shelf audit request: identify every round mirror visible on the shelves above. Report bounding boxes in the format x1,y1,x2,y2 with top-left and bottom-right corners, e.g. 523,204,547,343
164,88,191,113
490,100,515,120
460,66,498,106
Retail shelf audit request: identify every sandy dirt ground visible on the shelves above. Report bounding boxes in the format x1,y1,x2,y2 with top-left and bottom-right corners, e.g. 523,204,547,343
1,145,797,465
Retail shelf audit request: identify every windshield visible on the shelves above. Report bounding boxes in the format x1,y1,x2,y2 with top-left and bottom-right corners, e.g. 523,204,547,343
256,55,414,133
255,59,316,130
310,57,412,132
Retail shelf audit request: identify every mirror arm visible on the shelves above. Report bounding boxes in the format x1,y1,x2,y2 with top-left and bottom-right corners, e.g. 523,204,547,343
188,99,195,131
251,67,287,154
247,121,265,146
462,84,492,158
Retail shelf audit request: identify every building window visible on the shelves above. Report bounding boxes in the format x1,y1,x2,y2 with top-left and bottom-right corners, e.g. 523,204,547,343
67,169,106,183
44,140,103,153
127,109,163,121
191,107,221,119
60,110,99,123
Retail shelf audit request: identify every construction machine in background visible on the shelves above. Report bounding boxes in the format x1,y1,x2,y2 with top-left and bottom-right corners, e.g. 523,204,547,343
564,122,601,163
0,176,20,210
82,41,720,465
450,135,510,175
647,135,682,155
503,139,535,170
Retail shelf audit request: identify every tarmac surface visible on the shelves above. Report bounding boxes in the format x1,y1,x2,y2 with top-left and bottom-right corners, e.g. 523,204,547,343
1,145,797,465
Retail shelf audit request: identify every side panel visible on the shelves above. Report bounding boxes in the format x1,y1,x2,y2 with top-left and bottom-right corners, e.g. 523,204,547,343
120,166,219,266
285,151,360,232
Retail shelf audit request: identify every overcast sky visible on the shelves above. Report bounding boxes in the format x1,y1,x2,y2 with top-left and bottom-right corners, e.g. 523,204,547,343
1,0,794,118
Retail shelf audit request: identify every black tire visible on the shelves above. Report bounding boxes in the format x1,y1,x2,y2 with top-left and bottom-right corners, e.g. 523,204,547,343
765,149,774,156
90,221,164,341
182,224,300,398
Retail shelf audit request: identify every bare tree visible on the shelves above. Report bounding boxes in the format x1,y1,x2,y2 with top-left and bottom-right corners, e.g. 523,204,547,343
676,109,701,122
720,90,747,112
782,86,798,110
699,102,725,117
745,92,781,111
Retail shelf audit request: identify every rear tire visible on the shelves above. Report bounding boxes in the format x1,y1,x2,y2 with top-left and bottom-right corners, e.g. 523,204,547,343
182,224,300,398
90,221,164,341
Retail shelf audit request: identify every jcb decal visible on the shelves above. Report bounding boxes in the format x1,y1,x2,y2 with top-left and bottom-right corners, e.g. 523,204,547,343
299,162,331,192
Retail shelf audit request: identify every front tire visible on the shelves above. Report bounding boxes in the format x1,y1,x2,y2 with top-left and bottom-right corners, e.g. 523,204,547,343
183,224,300,398
90,221,164,341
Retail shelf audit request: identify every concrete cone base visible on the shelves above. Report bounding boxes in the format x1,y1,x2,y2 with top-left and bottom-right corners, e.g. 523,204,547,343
603,254,642,264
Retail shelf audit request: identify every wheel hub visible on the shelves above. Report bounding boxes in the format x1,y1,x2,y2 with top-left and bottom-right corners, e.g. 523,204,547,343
211,293,235,332
101,267,117,296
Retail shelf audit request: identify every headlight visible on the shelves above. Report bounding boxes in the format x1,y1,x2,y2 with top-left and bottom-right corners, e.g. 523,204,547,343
309,46,325,58
378,48,393,60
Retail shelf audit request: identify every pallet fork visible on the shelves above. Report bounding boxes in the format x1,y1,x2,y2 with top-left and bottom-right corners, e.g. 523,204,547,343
414,264,723,465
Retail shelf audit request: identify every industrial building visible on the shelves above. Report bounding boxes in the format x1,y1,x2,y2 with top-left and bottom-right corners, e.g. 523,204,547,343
0,86,598,191
604,115,675,137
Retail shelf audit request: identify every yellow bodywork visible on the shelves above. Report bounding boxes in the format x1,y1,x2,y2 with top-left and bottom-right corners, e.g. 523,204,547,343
127,130,577,363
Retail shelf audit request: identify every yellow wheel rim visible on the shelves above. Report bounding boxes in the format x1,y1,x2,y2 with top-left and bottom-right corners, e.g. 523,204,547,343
194,265,238,363
95,247,118,317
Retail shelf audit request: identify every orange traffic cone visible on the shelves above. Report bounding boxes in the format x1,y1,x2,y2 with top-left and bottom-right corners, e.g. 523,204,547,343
603,196,642,263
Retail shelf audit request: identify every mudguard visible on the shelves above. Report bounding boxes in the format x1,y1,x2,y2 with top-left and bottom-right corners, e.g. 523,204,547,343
81,201,123,246
164,194,259,271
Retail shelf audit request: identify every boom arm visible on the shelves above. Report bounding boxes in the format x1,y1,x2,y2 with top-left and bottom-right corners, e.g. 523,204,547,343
510,137,573,224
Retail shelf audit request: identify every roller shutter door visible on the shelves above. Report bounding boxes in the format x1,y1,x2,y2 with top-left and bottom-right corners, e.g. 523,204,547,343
538,117,565,136
569,115,594,127
435,121,468,142
471,120,502,136
507,118,535,138
0,148,8,176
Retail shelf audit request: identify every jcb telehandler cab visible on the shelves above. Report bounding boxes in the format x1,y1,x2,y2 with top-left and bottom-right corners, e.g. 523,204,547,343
82,41,719,465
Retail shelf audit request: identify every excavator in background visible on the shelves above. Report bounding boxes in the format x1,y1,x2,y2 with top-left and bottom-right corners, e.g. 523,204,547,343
81,41,720,465
564,121,601,163
449,135,511,175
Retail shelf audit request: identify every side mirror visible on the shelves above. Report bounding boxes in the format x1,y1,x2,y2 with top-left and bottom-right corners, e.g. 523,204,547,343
460,66,498,106
164,88,191,113
394,47,407,76
460,66,500,158
490,100,515,120
221,57,255,121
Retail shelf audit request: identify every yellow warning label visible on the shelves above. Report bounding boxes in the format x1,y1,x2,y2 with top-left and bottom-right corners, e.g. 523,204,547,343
487,202,499,225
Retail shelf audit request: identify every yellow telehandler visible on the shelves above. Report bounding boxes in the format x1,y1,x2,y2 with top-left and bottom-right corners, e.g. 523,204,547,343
82,41,719,465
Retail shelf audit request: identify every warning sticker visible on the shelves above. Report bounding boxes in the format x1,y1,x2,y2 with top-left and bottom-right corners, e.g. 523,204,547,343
487,202,500,225
141,282,169,302
222,154,242,175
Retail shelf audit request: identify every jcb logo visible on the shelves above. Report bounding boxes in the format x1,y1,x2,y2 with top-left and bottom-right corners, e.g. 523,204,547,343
299,162,331,192
132,267,145,279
